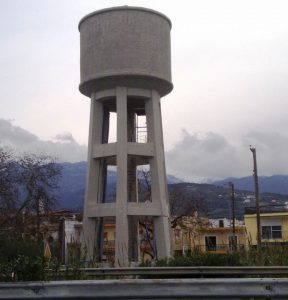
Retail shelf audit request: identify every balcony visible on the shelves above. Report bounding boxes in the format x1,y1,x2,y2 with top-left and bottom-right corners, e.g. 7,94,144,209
201,244,245,253
175,244,245,254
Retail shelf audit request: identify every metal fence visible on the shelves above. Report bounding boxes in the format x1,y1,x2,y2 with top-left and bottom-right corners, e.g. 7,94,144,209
53,266,288,278
194,243,245,252
1,278,288,299
2,267,288,299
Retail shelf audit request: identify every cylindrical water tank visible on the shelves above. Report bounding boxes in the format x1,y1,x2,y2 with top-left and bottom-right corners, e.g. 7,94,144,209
79,6,173,97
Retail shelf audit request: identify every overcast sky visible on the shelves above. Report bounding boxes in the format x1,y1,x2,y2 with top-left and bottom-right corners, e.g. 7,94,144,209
1,0,288,182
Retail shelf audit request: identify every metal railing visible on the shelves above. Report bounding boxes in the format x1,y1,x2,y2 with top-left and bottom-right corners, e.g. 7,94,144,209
1,278,288,299
196,243,245,252
171,243,246,253
52,266,288,278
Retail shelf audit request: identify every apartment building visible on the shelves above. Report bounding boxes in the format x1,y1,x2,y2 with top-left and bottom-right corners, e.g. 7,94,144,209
244,205,288,246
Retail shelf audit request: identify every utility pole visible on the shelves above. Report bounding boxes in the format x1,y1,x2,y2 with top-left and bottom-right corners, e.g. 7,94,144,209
228,182,236,250
250,146,261,249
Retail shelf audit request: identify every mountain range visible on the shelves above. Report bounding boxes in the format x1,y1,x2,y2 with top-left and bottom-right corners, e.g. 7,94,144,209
213,175,288,195
56,162,288,219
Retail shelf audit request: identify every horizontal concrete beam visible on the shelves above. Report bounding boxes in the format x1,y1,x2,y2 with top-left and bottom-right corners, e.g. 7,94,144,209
127,202,162,216
92,143,116,158
87,203,116,217
86,202,164,217
92,143,154,159
127,143,153,157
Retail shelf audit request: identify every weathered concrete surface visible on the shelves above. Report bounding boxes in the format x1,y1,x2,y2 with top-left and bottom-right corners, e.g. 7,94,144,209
79,6,173,97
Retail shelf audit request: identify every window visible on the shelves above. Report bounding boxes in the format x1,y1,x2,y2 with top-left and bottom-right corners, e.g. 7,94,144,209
261,225,282,239
205,236,217,251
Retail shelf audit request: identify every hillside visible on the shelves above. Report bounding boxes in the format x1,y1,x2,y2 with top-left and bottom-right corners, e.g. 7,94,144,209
169,182,288,219
213,175,288,195
56,162,288,219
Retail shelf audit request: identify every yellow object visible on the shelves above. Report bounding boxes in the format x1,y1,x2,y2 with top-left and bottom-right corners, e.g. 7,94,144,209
44,242,52,259
244,209,288,246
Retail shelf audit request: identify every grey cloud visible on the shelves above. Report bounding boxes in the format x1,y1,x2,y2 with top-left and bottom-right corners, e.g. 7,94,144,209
242,131,288,176
54,132,75,143
0,119,87,162
243,131,288,151
0,118,38,147
166,130,288,183
166,131,242,182
198,132,227,153
171,130,227,152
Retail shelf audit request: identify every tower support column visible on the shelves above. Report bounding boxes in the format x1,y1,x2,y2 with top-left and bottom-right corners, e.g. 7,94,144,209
82,95,106,263
115,87,129,267
146,90,171,258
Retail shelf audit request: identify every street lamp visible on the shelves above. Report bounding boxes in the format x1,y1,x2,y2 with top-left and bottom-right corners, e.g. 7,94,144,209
250,146,261,249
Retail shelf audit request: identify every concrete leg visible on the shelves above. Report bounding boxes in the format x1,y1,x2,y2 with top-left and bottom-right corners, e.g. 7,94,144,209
115,87,129,267
154,216,171,259
115,215,129,267
146,91,172,259
82,95,105,263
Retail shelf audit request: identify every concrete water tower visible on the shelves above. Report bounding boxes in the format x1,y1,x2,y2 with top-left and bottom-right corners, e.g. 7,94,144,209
79,6,173,266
